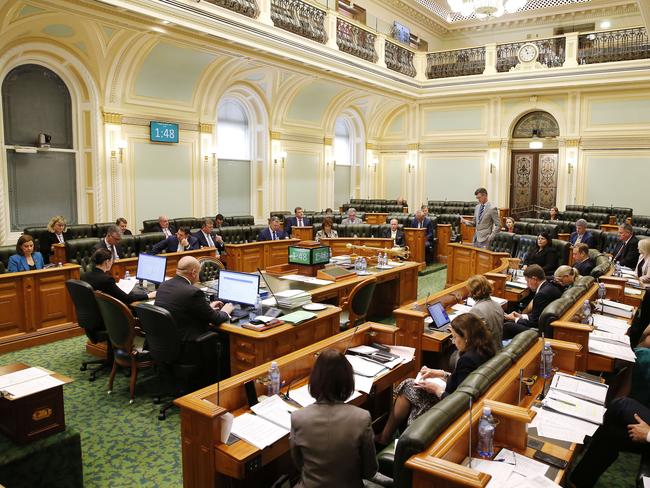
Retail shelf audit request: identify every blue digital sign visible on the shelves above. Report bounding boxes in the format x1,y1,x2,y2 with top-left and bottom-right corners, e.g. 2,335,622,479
150,121,179,143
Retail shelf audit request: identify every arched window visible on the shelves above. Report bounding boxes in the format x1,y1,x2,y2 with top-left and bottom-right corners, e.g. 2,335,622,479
2,64,76,230
333,118,354,207
216,99,251,215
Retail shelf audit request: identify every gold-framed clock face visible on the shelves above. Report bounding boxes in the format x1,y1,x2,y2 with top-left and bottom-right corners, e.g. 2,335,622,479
518,43,538,63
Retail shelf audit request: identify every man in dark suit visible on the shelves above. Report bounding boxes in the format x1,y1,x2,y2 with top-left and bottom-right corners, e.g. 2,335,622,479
154,256,234,382
258,216,287,241
382,218,405,247
214,214,226,231
153,215,175,238
612,223,640,269
570,396,650,487
92,224,125,260
193,218,225,254
151,226,199,254
504,264,562,338
284,206,311,236
569,219,595,248
573,243,595,276
116,218,133,236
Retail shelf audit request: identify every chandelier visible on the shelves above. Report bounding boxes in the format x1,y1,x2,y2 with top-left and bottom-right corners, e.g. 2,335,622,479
447,0,527,19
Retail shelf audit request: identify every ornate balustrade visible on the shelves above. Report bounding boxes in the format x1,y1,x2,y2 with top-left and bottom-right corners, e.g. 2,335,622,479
426,47,485,79
336,18,377,63
578,27,650,64
496,37,566,72
270,0,327,43
206,0,259,18
385,40,416,77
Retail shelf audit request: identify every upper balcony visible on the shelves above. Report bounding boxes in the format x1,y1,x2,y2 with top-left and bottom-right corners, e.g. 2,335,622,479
135,0,650,95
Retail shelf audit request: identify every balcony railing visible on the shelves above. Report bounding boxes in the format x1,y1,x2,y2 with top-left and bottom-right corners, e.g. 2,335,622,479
426,47,485,79
385,40,416,77
578,27,650,64
337,18,377,63
270,0,327,44
496,37,566,72
206,0,259,18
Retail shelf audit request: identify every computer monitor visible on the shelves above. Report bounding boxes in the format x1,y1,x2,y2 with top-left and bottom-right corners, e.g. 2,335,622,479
427,302,451,330
218,270,260,307
136,253,167,284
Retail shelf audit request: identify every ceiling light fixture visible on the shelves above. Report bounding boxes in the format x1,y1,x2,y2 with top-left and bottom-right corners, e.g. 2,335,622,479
529,129,543,149
447,0,527,19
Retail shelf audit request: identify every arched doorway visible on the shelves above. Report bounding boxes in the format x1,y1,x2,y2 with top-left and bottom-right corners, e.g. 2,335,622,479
509,111,560,218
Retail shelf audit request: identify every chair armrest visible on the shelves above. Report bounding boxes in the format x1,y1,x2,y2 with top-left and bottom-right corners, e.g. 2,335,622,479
195,331,219,343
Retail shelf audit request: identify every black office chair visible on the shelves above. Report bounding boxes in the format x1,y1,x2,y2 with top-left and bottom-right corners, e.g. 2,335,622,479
95,291,153,403
340,277,377,331
198,256,224,282
134,303,218,420
65,279,113,381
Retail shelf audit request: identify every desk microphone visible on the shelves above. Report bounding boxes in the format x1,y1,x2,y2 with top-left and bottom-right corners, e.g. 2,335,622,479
344,323,363,355
467,396,473,469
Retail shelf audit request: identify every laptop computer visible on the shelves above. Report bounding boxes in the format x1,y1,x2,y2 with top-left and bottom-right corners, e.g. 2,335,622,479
217,270,260,318
427,302,451,331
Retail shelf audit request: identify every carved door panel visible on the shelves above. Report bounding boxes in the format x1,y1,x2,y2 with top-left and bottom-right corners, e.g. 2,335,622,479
510,151,558,214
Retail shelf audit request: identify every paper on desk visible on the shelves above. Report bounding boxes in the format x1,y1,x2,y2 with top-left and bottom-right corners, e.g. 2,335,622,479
550,372,608,405
495,449,549,479
507,280,528,289
468,459,515,488
116,277,137,294
543,390,606,425
590,329,630,345
0,367,50,389
452,304,473,313
288,384,316,407
347,390,362,402
354,374,375,394
388,345,415,362
625,287,643,296
643,475,650,488
303,277,334,285
348,345,379,355
231,412,288,450
466,297,507,307
345,355,387,377
592,314,630,334
1,375,64,399
589,337,636,362
261,297,278,307
530,408,598,443
250,394,296,431
278,274,309,282
510,475,561,488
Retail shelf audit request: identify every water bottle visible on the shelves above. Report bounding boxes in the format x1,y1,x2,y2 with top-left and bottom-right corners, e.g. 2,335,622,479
360,257,367,273
615,262,622,277
268,361,281,396
383,252,389,266
477,406,496,459
540,342,554,379
597,282,606,301
354,257,361,272
57,261,63,267
249,294,262,321
581,299,592,324
125,270,130,280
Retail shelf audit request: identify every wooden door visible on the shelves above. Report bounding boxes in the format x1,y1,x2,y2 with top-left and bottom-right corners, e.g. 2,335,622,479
509,151,558,216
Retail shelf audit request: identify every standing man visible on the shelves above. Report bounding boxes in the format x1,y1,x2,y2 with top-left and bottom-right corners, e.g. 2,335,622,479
461,187,500,249
194,218,225,255
154,215,175,238
285,207,311,236
258,216,288,241
92,224,125,260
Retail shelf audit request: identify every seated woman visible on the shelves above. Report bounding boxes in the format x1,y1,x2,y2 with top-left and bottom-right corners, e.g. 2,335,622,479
290,349,377,487
82,249,155,304
8,234,45,272
553,265,577,290
630,239,650,345
503,217,515,233
524,232,559,275
41,215,71,264
548,207,560,220
314,217,338,242
376,313,496,444
467,275,504,351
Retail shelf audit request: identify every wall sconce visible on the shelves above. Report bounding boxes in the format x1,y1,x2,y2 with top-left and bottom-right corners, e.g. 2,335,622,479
489,163,496,174
274,151,287,169
369,158,378,172
408,164,415,173
568,162,574,174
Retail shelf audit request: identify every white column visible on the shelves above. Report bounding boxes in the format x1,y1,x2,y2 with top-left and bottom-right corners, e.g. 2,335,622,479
486,142,501,204
484,43,497,75
326,11,338,50
498,140,511,209
258,0,273,26
414,52,427,81
563,33,579,68
324,140,335,208
376,33,387,68
407,146,419,207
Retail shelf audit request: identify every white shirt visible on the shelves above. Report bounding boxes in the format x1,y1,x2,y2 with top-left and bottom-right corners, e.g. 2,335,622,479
104,238,119,260
56,233,64,243
516,280,547,322
203,231,215,247
162,227,172,238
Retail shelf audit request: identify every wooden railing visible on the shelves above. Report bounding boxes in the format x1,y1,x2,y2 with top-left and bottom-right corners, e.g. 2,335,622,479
496,37,566,72
206,0,259,18
426,46,485,79
336,18,377,62
270,0,327,43
578,27,650,64
385,40,416,77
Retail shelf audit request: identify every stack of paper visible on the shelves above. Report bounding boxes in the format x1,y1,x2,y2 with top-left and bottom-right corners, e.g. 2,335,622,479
278,274,310,282
345,354,388,377
543,390,606,425
529,407,598,444
592,314,630,334
507,280,528,289
468,448,550,488
274,289,312,308
116,277,137,294
588,337,637,362
250,394,297,431
230,412,288,450
0,367,64,400
280,310,316,324
549,372,608,404
593,299,634,318
330,255,351,265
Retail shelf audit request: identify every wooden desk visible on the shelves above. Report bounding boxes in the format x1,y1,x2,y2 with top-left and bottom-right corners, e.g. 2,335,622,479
319,237,393,257
223,239,300,272
436,224,452,263
598,276,644,307
394,258,510,367
0,264,82,354
221,306,341,375
460,216,476,243
364,213,388,224
110,248,218,281
403,228,426,267
289,226,313,241
446,242,511,287
174,322,415,488
600,223,618,233
406,339,580,487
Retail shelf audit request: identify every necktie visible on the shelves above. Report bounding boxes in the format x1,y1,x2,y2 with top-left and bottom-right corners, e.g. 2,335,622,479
478,204,485,224
575,234,582,244
272,231,277,240
206,233,215,247
614,241,626,261
298,219,303,227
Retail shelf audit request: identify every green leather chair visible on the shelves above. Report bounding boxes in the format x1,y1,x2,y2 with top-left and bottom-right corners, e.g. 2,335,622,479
142,219,161,233
136,232,165,254
513,234,537,260
65,238,101,273
66,224,94,240
248,225,266,242
551,238,571,266
489,231,517,254
589,249,611,278
533,223,560,239
539,275,595,337
514,222,533,235
93,222,116,238
0,245,14,273
600,231,619,254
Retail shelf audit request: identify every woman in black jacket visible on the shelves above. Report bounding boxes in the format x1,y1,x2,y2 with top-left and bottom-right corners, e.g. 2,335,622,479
524,232,559,275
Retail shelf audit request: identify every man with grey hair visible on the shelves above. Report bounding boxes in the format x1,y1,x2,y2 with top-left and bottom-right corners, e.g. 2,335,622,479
155,256,234,382
92,224,124,260
461,187,500,249
155,215,175,238
257,216,287,241
612,223,639,268
341,208,362,225
570,218,595,248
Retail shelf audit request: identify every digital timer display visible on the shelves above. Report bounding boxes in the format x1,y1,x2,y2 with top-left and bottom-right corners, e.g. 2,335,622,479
150,121,179,143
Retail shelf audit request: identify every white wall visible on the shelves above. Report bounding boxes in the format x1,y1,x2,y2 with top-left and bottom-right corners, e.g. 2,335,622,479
423,155,482,201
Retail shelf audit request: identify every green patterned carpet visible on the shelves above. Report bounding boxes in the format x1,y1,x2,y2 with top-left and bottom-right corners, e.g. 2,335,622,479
0,264,639,487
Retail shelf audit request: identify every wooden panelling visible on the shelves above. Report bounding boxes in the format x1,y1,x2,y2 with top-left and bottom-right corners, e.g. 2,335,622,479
224,240,299,272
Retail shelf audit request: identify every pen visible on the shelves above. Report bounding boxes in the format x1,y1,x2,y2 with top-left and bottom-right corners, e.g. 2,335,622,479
550,397,576,407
